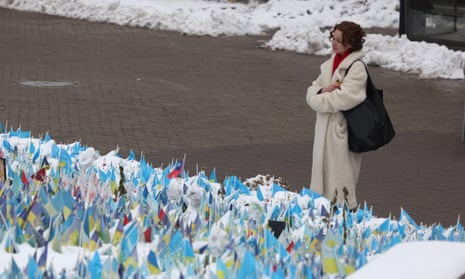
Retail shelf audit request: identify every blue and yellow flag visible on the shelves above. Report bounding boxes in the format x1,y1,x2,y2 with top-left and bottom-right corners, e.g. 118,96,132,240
112,219,124,246
216,258,229,279
147,250,161,275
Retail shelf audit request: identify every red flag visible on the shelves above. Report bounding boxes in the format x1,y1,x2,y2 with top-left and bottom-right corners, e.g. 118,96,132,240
167,162,184,179
21,170,29,185
73,186,80,198
31,167,46,182
159,208,166,221
144,227,152,242
286,241,295,253
123,214,130,226
167,154,186,179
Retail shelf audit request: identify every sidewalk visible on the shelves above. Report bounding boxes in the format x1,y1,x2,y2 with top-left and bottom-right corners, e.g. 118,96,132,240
1,8,465,226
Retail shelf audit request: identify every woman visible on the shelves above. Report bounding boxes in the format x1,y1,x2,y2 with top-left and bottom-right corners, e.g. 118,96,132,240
306,21,367,209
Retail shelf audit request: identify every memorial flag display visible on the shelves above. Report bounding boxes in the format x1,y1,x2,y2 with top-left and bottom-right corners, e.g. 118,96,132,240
0,127,464,278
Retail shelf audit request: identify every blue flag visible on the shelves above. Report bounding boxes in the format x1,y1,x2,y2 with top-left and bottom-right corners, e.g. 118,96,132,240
272,183,286,196
237,250,256,278
123,222,139,254
377,218,390,233
127,149,136,161
38,241,48,268
10,258,21,278
89,251,102,279
26,255,39,279
399,207,417,228
209,168,217,182
256,186,264,201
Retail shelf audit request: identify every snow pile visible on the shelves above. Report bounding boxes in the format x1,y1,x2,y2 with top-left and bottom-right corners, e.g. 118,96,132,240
1,0,464,79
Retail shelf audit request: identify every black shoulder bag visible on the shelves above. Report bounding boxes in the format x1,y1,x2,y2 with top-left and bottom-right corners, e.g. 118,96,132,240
343,60,395,153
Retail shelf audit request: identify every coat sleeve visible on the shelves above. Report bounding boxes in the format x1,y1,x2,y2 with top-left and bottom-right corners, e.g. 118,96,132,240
306,62,327,104
306,62,367,113
306,73,324,99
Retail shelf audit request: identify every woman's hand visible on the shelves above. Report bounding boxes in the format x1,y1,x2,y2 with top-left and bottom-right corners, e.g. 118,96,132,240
321,82,341,93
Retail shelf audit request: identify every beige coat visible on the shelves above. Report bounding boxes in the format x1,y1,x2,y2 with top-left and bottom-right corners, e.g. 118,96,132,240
306,51,367,209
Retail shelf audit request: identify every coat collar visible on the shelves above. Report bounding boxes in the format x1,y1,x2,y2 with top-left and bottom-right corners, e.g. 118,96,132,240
330,51,364,74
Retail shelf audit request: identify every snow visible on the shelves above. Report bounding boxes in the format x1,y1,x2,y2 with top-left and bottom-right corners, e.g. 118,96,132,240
0,0,464,79
0,0,465,278
348,241,465,279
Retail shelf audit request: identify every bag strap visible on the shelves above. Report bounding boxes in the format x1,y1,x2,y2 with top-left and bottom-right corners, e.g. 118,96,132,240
344,59,379,97
344,59,366,78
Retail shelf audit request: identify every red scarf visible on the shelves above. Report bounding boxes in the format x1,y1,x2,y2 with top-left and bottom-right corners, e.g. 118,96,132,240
332,51,352,74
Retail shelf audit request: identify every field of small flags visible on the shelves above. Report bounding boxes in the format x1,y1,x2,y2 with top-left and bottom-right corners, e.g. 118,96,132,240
0,125,465,278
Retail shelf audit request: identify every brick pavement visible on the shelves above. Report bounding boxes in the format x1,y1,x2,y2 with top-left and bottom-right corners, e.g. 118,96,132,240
1,8,465,226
